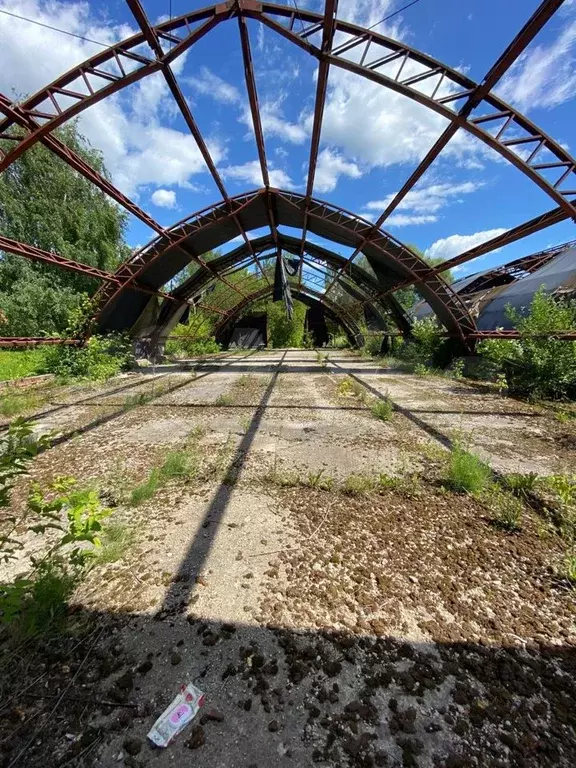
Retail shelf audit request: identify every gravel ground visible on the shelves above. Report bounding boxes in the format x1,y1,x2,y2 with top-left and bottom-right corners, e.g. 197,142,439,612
0,349,575,767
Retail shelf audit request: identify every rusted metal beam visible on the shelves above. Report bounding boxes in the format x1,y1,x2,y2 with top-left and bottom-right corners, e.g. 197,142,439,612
0,338,80,347
125,0,269,286
298,0,338,291
0,234,217,309
237,13,282,258
323,0,568,298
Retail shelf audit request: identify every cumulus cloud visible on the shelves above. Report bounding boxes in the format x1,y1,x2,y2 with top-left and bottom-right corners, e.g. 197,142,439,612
425,228,508,264
151,188,177,208
0,0,219,198
186,66,242,105
364,181,483,225
385,214,437,227
222,160,295,189
498,15,576,110
314,149,362,193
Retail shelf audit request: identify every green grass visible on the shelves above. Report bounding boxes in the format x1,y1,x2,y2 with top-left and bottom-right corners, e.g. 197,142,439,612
371,397,393,421
130,449,199,506
94,522,135,564
445,446,492,494
483,486,524,531
0,389,46,417
0,349,46,382
340,473,377,495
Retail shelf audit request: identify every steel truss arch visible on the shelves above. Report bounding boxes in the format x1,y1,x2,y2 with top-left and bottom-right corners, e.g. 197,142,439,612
0,1,574,219
153,232,411,335
94,188,474,343
212,284,364,347
0,0,573,351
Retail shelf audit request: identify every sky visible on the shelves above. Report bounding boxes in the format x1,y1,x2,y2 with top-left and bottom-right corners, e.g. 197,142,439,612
0,0,576,284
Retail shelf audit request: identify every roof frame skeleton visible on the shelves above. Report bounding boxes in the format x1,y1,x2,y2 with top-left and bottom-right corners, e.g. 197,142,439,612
0,0,574,347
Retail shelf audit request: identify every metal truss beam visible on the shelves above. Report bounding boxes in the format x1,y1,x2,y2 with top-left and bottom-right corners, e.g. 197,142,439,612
322,0,570,298
298,0,338,290
125,0,269,287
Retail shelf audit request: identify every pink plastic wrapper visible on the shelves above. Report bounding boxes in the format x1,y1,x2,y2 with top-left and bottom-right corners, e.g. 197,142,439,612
147,683,205,748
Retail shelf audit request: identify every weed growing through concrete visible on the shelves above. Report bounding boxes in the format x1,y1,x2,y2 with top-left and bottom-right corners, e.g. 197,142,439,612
215,393,232,406
445,445,492,494
130,448,199,506
340,473,377,495
483,486,524,531
94,521,135,564
306,469,335,491
337,377,365,400
0,389,46,417
371,397,393,421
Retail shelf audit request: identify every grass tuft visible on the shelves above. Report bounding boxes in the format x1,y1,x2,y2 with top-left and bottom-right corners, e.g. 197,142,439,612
0,389,46,417
94,522,135,564
445,445,492,494
371,397,393,422
340,473,377,496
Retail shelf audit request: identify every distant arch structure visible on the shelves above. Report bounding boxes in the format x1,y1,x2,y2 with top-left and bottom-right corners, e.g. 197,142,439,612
0,0,574,350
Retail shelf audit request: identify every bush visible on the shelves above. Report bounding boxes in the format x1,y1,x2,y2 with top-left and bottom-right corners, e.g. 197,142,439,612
1,424,110,632
445,445,492,493
165,335,220,358
478,289,576,400
42,333,133,381
267,300,306,348
371,397,393,421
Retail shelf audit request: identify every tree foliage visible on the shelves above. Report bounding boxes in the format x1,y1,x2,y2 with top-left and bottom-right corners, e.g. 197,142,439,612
0,123,130,336
478,289,576,400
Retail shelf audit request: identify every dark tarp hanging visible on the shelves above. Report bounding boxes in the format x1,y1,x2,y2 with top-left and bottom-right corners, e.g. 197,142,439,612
273,252,294,319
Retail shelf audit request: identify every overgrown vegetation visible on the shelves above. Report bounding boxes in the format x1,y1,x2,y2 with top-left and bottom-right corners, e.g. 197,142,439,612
478,289,576,400
0,421,110,634
0,349,47,381
0,387,48,418
267,300,307,348
130,448,199,506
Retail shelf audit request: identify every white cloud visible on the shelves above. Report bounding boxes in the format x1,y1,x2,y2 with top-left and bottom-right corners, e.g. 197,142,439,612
314,148,362,193
222,160,295,189
367,181,481,213
425,228,508,263
313,67,484,174
498,16,576,110
386,214,437,227
0,0,218,198
151,189,177,208
186,66,242,104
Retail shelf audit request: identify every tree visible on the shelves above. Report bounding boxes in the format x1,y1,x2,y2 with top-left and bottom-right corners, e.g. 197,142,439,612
0,122,130,336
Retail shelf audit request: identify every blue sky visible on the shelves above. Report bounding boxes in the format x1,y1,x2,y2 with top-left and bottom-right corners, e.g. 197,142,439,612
1,0,575,283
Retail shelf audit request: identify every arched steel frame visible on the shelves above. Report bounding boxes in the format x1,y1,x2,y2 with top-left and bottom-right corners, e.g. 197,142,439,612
143,233,407,347
0,0,573,348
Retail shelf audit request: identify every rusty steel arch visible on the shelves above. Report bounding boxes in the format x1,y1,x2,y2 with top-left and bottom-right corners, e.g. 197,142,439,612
212,284,365,346
94,188,475,343
0,0,573,349
141,232,408,350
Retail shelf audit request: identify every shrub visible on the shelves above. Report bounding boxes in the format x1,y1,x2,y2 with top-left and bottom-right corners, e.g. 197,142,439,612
165,334,220,358
0,471,111,632
267,300,307,348
478,289,576,400
445,445,492,494
42,332,133,381
371,397,393,421
330,333,349,349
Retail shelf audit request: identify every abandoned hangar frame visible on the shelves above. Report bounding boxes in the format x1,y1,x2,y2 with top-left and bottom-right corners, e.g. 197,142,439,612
1,0,576,351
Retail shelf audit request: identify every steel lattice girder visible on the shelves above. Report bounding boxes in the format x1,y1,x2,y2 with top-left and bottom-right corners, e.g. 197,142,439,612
0,0,573,348
212,283,364,345
93,189,474,341
152,233,411,333
0,1,574,220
